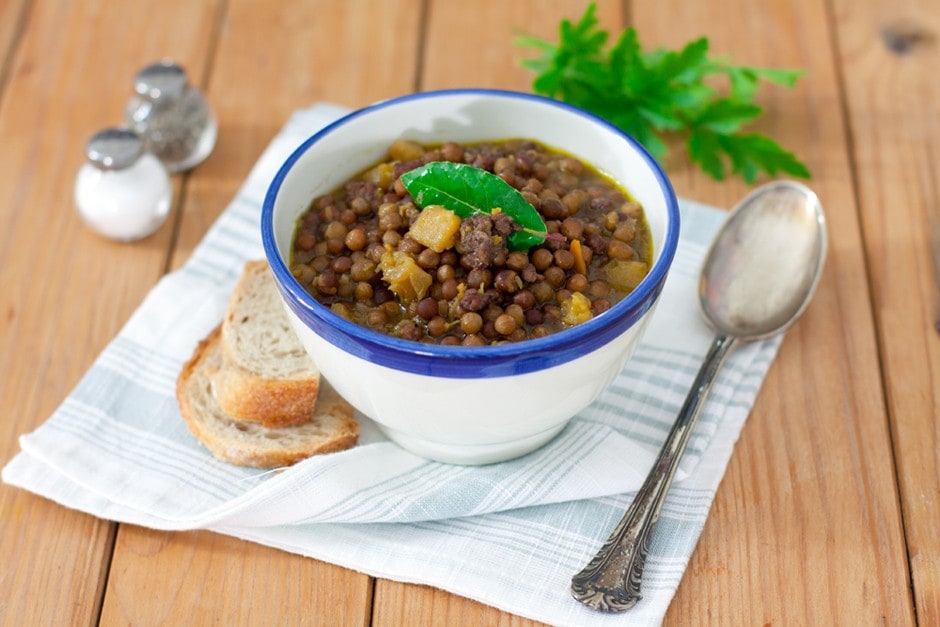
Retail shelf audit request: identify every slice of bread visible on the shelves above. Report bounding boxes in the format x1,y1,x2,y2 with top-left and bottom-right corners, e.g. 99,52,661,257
212,260,320,427
178,325,359,468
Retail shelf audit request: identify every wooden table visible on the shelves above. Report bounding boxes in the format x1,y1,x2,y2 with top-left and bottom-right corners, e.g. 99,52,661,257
0,0,936,624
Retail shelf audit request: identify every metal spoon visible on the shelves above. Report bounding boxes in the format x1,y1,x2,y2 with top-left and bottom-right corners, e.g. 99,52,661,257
571,180,827,612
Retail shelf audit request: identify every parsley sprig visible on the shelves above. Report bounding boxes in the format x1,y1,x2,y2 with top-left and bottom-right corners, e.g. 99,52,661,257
514,3,810,183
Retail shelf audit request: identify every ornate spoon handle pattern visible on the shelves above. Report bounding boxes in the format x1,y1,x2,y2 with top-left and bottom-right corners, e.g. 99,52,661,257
571,334,736,612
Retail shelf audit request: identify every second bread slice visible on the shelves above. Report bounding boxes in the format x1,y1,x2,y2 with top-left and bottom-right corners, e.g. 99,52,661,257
180,325,358,468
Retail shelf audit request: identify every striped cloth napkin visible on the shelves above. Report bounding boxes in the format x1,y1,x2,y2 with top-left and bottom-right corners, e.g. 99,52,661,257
3,104,781,626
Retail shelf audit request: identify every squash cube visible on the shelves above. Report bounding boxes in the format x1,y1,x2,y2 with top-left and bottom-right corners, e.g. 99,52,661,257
407,205,462,252
561,292,593,326
380,250,433,303
603,259,649,293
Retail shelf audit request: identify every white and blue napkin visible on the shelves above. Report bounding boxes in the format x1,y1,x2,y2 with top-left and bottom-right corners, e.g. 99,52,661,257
3,104,781,626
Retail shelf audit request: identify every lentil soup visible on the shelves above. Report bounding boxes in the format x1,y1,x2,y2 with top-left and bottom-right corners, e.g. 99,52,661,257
289,138,652,345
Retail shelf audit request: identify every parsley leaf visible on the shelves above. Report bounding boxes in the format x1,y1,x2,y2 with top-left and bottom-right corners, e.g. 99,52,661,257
515,2,810,183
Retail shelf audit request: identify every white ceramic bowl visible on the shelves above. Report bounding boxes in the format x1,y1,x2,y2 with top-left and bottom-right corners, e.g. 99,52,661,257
262,89,679,464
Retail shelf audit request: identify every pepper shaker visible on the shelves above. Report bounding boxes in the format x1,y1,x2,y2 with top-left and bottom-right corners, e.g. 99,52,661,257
74,127,172,241
125,60,217,172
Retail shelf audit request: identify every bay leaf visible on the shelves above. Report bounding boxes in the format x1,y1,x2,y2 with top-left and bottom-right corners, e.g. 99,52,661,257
399,161,547,250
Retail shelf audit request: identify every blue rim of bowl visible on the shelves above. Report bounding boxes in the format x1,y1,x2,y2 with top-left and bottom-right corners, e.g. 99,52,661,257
262,88,680,378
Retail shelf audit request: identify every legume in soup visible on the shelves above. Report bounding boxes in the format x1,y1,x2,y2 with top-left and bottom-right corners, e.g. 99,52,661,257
289,138,652,345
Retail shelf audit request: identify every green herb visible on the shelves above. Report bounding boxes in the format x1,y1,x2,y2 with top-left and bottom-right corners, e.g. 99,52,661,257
400,161,548,250
514,3,810,183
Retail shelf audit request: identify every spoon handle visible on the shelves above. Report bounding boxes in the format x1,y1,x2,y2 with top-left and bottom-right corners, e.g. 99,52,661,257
570,333,737,612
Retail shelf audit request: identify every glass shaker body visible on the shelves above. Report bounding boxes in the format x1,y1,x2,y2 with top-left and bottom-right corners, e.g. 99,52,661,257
126,60,217,172
74,128,172,241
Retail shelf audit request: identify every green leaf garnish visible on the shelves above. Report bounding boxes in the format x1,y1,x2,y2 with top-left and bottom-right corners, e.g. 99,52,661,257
399,161,548,250
514,2,810,183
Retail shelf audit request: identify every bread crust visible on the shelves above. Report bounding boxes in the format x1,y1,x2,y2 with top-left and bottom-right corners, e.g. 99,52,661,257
177,326,359,468
212,260,320,427
209,365,320,427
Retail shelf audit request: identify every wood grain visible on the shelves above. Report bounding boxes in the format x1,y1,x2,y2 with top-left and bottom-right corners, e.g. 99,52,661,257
0,0,27,88
102,0,422,623
100,527,371,626
422,0,623,90
633,0,915,624
369,1,623,623
373,581,547,627
0,0,217,624
832,0,940,623
0,0,933,623
170,0,426,270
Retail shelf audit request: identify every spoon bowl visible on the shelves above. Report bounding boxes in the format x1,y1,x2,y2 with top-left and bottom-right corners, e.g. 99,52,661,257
700,181,827,339
571,181,827,612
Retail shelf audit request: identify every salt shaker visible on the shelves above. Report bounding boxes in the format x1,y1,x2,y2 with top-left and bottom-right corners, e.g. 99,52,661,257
125,60,217,172
74,127,172,241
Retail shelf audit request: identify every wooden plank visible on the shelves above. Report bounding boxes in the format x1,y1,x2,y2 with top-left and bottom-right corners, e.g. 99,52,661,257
170,0,428,268
420,0,621,90
100,527,372,626
830,0,940,623
383,0,909,622
422,0,623,91
372,581,547,627
1,0,921,625
0,0,221,624
628,0,915,624
0,0,27,93
368,0,623,623
101,0,423,623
